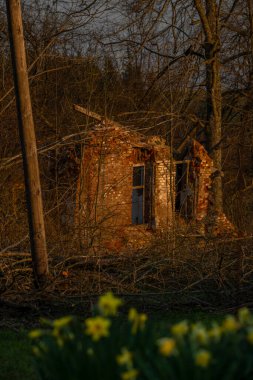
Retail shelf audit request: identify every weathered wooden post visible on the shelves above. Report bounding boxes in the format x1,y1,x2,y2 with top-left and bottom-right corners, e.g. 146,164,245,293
5,0,49,287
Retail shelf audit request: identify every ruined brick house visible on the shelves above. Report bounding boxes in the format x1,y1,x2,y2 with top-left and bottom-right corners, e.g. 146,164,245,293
74,105,235,252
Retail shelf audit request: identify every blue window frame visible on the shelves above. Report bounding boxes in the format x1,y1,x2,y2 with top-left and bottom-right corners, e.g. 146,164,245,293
132,166,144,224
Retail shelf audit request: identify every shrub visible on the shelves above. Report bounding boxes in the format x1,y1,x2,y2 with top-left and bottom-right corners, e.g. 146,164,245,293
29,294,253,380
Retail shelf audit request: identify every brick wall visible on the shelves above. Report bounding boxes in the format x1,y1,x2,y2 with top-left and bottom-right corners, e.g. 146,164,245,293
191,140,213,222
76,125,174,251
75,130,236,253
190,140,237,236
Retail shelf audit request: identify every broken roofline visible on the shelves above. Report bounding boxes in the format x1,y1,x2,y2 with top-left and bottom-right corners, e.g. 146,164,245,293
73,106,217,187
73,104,208,161
73,104,175,154
74,104,237,242
73,105,217,181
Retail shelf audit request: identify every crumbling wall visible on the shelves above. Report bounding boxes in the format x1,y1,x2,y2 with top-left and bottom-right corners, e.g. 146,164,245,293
76,126,133,250
191,140,237,236
153,144,174,229
76,126,175,252
191,140,213,222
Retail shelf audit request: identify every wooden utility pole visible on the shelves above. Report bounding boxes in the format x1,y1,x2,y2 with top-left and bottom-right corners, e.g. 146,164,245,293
6,0,49,287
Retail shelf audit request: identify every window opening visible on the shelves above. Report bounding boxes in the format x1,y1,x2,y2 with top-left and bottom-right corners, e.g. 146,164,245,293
132,164,154,225
144,162,153,226
132,166,144,224
175,161,194,219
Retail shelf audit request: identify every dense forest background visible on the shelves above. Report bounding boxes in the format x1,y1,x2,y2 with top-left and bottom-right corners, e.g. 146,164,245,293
0,0,252,300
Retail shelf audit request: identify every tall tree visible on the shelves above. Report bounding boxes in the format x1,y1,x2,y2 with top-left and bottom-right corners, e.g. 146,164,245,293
193,0,223,216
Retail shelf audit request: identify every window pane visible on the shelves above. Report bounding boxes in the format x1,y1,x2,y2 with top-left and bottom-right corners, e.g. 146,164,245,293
132,188,143,224
133,166,144,187
144,163,153,225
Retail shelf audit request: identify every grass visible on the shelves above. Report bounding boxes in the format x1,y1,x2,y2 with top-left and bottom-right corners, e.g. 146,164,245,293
0,329,37,380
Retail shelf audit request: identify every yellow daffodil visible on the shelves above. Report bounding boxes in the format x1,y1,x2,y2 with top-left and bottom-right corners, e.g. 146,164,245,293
116,348,133,367
87,348,94,356
53,316,73,329
191,324,209,345
222,315,239,333
247,328,253,344
128,308,147,334
158,337,176,357
85,316,111,341
28,329,43,339
238,307,251,325
32,347,41,357
56,337,64,348
171,321,189,338
121,369,139,380
52,329,73,345
98,292,123,316
37,342,48,353
139,314,147,328
208,324,222,342
52,328,60,338
195,350,212,368
128,308,138,321
52,320,71,340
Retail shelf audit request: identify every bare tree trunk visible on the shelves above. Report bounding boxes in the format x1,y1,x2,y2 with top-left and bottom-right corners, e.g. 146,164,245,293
247,0,253,88
194,0,223,215
6,0,49,287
